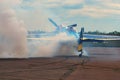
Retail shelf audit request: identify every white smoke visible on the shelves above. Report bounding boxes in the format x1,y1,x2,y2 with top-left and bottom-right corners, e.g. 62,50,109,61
28,33,77,57
0,0,78,58
0,1,28,58
0,0,82,58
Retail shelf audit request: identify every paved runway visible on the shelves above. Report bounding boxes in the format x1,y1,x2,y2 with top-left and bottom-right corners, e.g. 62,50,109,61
0,47,120,80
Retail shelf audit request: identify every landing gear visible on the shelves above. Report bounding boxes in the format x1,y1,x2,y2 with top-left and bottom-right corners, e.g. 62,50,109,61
79,50,83,57
79,54,82,57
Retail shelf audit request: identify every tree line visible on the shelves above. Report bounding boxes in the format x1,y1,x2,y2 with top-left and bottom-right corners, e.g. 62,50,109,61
84,30,120,36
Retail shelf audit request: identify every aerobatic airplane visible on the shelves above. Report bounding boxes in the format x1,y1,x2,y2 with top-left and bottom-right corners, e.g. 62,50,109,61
27,18,120,57
48,18,120,57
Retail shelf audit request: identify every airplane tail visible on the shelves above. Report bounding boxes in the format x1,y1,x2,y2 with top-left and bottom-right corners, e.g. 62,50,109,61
67,24,77,28
77,27,84,57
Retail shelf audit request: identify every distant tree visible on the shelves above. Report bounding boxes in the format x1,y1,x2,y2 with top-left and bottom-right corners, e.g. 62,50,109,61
85,30,120,36
108,31,120,36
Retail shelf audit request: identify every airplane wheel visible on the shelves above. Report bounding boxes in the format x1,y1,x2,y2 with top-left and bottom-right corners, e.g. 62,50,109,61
79,54,82,57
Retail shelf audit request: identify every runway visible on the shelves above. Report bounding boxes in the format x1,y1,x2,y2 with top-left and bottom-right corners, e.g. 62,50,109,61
0,47,120,80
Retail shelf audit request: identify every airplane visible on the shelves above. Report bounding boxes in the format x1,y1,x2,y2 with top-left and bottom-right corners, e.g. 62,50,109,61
28,18,120,57
48,18,79,38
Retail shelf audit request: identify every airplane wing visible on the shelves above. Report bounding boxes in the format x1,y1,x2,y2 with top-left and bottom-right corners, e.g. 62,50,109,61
83,34,120,41
77,27,120,54
48,18,59,31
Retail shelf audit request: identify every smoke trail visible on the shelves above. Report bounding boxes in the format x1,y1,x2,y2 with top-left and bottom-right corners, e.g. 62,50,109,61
0,0,78,58
0,2,28,58
0,0,88,58
28,33,78,57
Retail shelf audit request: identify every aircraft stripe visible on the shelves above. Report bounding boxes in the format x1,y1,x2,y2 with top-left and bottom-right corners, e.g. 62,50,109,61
77,44,82,52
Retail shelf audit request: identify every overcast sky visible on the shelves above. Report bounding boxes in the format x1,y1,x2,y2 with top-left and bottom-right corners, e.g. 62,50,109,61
1,0,120,32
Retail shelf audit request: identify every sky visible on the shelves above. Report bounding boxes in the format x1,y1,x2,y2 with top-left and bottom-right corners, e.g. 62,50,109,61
1,0,120,32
